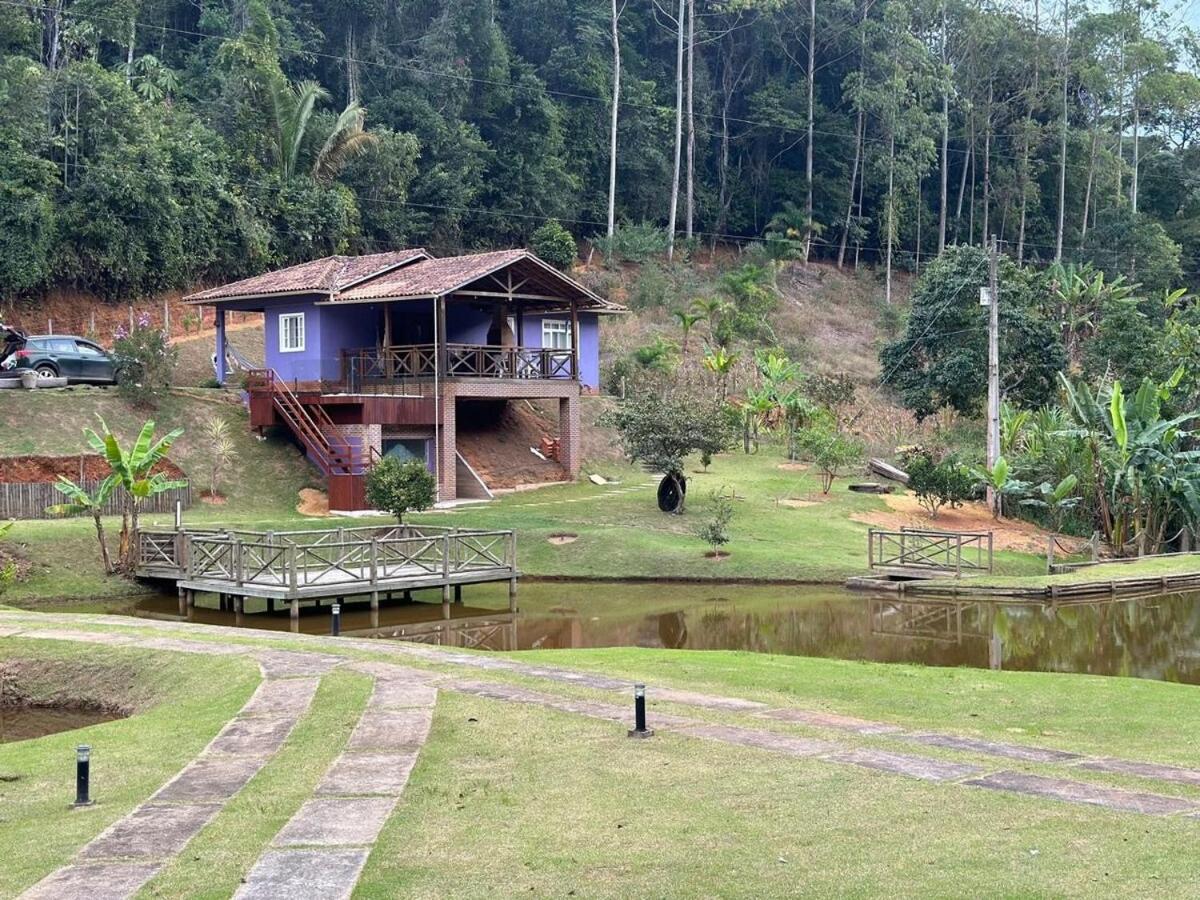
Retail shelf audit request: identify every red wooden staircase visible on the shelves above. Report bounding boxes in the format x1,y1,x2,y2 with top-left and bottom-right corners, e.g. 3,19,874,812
247,369,363,477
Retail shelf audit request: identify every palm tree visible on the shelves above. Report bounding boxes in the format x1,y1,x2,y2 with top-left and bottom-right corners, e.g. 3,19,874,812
671,309,706,356
702,347,739,400
691,297,730,346
268,78,376,182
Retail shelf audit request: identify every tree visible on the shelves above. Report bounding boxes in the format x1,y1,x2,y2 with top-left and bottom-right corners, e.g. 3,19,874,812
903,450,975,518
600,390,736,512
530,219,578,269
202,415,239,499
267,78,376,182
365,457,436,523
112,313,179,408
85,418,186,570
47,475,119,575
694,489,734,556
672,308,706,356
880,246,1066,419
796,423,863,493
972,456,1029,518
1021,474,1080,533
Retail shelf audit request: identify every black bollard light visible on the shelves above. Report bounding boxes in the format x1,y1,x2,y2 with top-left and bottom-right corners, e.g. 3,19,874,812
74,745,92,807
331,602,341,637
627,683,654,739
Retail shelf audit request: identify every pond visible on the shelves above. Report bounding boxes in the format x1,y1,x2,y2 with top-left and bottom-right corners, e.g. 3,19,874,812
112,580,1200,686
0,705,122,744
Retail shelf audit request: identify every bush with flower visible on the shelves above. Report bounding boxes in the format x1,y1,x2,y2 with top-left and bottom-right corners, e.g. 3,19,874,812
112,312,178,406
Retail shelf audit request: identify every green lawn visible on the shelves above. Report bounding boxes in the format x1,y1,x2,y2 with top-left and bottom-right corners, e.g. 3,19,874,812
6,623,1200,896
0,640,259,897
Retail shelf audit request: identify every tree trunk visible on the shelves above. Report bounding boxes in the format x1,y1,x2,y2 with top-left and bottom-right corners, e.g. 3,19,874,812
126,19,136,84
1017,0,1039,264
1131,78,1140,214
938,0,949,254
1055,0,1069,261
666,0,685,262
685,0,695,241
92,512,113,576
885,128,896,305
1080,123,1099,246
804,0,816,262
838,107,863,269
346,22,359,105
607,0,621,237
954,117,972,242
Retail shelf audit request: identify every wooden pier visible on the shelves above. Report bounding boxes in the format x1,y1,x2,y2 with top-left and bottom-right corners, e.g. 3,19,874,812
136,523,518,628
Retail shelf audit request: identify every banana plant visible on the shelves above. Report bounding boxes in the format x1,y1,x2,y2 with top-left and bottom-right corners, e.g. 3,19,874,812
47,475,120,575
85,418,186,570
1020,474,1080,534
972,456,1029,519
702,347,739,401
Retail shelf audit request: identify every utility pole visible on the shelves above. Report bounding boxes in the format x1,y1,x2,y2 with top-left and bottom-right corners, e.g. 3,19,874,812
986,235,1000,516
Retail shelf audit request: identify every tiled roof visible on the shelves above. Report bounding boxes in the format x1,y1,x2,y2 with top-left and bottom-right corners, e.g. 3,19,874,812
184,249,429,302
185,247,626,312
336,249,529,301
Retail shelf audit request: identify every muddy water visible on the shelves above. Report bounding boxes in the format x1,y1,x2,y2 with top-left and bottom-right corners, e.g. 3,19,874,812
111,581,1200,686
0,706,122,743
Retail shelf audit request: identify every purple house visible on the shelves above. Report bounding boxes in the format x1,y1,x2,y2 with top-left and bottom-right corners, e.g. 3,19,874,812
185,249,624,509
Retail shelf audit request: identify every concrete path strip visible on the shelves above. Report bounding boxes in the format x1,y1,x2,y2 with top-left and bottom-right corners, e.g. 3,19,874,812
19,664,319,900
234,671,437,900
965,771,1199,816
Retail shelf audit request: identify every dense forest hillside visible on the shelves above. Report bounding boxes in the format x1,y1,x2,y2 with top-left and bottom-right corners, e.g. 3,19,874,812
2,0,1200,302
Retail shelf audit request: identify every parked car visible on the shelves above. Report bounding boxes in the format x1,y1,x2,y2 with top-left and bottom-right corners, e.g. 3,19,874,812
0,326,117,383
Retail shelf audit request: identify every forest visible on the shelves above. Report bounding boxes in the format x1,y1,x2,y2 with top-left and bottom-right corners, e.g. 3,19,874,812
2,0,1200,299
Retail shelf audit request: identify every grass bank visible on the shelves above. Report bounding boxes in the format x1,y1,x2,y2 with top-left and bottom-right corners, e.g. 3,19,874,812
0,639,259,896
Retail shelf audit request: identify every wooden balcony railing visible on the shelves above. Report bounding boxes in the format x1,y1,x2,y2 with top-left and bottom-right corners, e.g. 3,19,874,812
342,343,577,389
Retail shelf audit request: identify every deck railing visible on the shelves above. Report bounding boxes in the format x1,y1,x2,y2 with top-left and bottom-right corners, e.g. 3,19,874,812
867,527,994,577
342,342,576,389
137,524,517,594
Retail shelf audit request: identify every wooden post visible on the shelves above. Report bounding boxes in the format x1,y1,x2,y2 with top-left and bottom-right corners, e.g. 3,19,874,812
177,586,187,616
234,537,244,586
867,529,874,568
454,583,462,604
371,590,379,613
289,598,299,632
442,583,451,619
267,598,275,613
288,544,299,596
1091,531,1100,562
508,576,518,614
569,299,580,379
1046,534,1055,573
369,537,378,586
1137,531,1147,557
955,534,962,579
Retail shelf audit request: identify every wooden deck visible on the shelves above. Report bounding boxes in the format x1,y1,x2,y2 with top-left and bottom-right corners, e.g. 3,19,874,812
136,524,518,623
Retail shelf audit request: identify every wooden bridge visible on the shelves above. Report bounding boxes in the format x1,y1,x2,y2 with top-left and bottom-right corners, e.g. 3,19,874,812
136,523,518,627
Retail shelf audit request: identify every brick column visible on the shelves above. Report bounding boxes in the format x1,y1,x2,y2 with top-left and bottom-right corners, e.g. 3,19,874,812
437,385,457,502
558,392,581,479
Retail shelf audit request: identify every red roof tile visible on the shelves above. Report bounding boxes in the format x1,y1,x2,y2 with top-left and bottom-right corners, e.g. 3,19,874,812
184,249,429,302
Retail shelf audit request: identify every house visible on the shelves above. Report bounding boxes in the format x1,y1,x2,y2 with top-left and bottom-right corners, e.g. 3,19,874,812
184,248,625,510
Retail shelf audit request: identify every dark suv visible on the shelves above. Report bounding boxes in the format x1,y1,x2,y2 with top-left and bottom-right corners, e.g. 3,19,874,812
0,327,117,383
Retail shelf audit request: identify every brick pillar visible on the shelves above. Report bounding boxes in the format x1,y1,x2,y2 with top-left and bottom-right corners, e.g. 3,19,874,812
437,386,457,502
558,392,580,479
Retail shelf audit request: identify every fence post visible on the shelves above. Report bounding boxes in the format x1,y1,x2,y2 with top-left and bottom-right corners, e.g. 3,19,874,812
1046,534,1055,573
288,544,299,596
369,537,378,586
508,531,516,571
1091,531,1099,562
867,529,874,569
234,537,244,586
955,534,962,579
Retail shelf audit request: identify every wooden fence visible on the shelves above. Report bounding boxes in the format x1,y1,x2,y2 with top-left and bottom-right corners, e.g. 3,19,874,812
0,480,192,520
867,527,994,577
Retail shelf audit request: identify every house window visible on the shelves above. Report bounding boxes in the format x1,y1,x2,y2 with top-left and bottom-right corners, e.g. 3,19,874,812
542,319,572,350
279,313,305,353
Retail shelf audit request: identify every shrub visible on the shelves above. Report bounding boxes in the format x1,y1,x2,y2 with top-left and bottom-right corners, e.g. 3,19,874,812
903,449,975,518
796,424,864,493
201,415,239,498
695,489,734,556
112,314,179,407
365,457,436,523
530,219,577,270
591,223,670,265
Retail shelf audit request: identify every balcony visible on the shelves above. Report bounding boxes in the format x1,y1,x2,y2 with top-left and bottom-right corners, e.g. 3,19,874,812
342,343,577,391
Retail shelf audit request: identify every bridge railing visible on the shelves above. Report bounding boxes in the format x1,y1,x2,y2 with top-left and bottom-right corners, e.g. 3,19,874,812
867,527,993,577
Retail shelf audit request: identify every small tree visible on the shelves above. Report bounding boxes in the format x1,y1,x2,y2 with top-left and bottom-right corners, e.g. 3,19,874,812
530,219,578,270
903,450,976,518
202,415,239,499
695,489,734,557
600,391,736,512
47,475,119,575
112,314,179,407
796,424,863,494
365,457,436,523
86,418,187,569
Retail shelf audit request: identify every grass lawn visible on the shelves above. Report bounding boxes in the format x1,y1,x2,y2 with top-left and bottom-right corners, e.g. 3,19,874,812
6,621,1200,896
0,640,259,897
967,554,1200,590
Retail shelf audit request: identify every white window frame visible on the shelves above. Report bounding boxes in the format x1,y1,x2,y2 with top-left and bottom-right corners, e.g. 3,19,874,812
541,318,572,350
278,312,306,353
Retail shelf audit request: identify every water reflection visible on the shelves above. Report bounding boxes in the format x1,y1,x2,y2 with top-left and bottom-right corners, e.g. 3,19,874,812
115,581,1200,686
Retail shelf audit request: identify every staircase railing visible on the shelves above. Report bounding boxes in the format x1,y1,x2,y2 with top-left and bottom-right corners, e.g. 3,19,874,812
248,369,364,476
